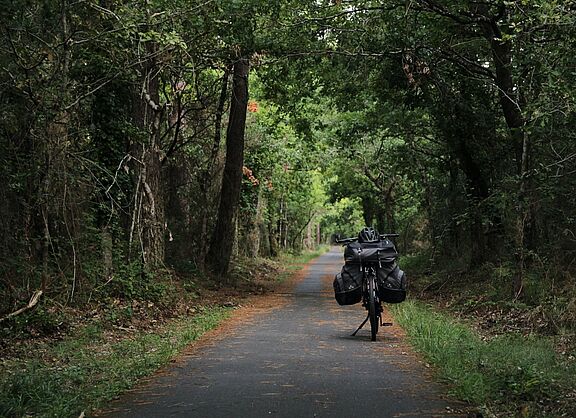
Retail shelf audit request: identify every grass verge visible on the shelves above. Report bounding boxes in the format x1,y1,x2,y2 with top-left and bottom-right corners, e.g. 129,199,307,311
0,306,230,418
279,245,330,266
275,246,330,279
391,301,576,417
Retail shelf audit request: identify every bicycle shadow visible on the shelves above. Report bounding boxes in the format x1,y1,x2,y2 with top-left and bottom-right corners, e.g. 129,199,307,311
335,332,403,344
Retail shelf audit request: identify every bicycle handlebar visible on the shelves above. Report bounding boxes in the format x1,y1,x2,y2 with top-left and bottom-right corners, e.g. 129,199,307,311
335,233,399,244
335,237,356,244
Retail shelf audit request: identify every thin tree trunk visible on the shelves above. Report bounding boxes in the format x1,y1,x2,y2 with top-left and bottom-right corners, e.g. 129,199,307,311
269,218,279,257
417,163,436,259
101,226,113,279
514,131,530,299
40,0,72,292
278,197,285,249
384,180,396,233
246,188,263,258
41,206,50,292
206,58,249,277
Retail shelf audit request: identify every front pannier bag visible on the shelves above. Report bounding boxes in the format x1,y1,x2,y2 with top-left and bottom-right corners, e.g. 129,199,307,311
344,241,398,264
333,264,363,305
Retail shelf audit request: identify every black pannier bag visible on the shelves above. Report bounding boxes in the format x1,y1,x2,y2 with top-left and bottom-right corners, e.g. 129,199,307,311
334,237,407,305
344,240,398,264
377,263,407,303
333,264,363,305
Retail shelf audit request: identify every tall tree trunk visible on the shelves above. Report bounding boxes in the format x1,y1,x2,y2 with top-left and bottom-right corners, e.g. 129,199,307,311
361,197,375,227
455,136,490,268
258,195,271,257
132,41,165,270
40,0,72,292
199,69,229,268
268,217,279,257
417,163,437,260
305,222,311,249
206,58,249,277
480,17,529,297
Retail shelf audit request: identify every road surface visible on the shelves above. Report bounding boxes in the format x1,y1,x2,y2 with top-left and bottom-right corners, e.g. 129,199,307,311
100,247,466,417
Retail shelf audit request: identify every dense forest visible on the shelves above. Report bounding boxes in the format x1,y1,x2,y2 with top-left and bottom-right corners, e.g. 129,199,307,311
2,1,576,416
1,0,575,336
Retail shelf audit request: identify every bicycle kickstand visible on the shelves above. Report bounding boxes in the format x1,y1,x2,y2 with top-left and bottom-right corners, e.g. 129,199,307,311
351,314,370,336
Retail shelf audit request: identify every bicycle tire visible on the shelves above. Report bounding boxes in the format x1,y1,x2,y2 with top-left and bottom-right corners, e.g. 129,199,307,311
368,275,378,341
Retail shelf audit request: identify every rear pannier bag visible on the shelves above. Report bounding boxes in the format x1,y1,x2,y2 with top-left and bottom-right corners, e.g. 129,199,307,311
333,264,363,305
377,264,407,304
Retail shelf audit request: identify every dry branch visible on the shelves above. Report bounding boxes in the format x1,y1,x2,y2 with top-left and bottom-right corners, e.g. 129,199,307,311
0,290,43,323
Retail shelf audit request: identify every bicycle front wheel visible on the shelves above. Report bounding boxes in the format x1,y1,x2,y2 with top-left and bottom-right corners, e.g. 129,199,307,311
368,275,378,341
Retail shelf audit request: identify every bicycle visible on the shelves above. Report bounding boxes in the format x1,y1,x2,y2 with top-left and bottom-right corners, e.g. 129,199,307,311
336,233,401,341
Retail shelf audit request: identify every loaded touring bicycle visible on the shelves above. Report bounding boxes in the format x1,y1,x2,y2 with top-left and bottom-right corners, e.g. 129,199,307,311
333,227,407,341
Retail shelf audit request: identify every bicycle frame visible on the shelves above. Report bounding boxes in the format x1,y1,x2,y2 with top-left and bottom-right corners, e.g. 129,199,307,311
361,266,377,309
351,264,383,340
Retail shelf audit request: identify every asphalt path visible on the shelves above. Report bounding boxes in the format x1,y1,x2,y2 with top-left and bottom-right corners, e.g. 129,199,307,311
100,247,465,417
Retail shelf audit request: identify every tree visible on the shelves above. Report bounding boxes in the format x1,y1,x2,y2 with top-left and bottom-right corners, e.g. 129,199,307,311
206,58,250,276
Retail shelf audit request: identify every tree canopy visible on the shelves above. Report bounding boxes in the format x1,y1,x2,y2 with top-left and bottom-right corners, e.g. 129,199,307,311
1,0,575,307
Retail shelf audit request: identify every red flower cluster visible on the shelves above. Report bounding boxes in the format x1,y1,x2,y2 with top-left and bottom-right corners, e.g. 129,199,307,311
242,166,259,186
247,101,259,113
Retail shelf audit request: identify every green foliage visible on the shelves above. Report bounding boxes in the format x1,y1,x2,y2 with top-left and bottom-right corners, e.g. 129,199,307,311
276,245,330,268
240,88,333,253
320,197,365,238
92,261,170,303
397,253,431,273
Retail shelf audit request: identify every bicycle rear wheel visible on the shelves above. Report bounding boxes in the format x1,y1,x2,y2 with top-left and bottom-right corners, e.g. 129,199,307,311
368,275,378,341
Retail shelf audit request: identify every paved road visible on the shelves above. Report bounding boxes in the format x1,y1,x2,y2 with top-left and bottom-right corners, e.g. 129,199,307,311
101,248,464,417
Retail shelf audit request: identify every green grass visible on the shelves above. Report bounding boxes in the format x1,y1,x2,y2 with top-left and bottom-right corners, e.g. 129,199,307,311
391,301,576,417
273,246,330,281
0,306,230,418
